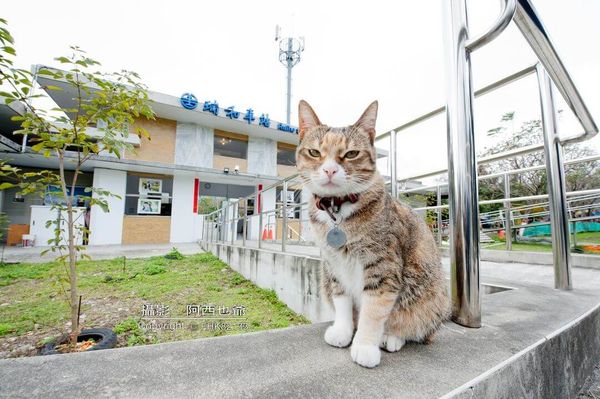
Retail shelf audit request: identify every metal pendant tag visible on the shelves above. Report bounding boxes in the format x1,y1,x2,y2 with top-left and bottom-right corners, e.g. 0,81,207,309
326,227,347,248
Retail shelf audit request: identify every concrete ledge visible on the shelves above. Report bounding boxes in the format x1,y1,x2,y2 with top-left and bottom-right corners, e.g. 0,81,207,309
0,272,599,398
439,248,600,270
206,241,333,322
446,302,600,398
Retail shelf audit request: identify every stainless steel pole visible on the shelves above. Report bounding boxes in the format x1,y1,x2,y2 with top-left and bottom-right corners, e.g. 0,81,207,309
390,130,398,198
443,0,481,328
504,174,512,251
282,181,288,252
231,202,235,245
536,64,572,290
203,215,208,248
209,215,213,245
572,220,577,249
222,207,227,244
258,188,263,250
514,0,597,144
242,199,247,248
436,185,442,245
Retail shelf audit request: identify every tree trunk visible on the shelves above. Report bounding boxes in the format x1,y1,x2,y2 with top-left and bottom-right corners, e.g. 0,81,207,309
58,153,79,345
67,201,78,345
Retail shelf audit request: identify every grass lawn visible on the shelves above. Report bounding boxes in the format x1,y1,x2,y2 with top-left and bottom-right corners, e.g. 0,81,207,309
483,242,553,252
482,231,600,253
0,251,309,358
574,231,600,244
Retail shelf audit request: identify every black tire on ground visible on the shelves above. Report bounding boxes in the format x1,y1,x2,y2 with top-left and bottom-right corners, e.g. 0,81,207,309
39,328,118,356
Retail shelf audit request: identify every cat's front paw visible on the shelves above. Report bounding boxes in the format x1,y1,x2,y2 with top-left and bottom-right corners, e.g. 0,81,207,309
324,324,353,348
350,343,381,368
380,334,406,352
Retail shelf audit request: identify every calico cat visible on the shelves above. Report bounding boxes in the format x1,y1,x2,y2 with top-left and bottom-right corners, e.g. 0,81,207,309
296,100,450,368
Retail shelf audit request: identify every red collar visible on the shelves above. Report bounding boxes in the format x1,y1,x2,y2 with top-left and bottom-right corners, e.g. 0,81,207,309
314,193,359,222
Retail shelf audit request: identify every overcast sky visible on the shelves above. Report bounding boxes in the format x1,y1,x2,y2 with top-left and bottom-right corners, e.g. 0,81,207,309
3,0,599,179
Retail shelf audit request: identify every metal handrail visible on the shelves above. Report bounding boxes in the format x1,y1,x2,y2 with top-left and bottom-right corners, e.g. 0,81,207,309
412,189,600,211
513,0,598,144
398,154,600,195
378,2,598,146
376,63,538,142
466,0,517,51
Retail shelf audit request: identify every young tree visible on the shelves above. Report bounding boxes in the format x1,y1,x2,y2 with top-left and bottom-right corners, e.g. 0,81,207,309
0,19,155,344
479,112,600,199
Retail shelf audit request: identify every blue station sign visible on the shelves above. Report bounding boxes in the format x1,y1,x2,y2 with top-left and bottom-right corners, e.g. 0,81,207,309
180,93,199,110
179,93,298,134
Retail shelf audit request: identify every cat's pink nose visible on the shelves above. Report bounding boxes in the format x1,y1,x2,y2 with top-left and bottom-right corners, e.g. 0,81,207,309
323,166,338,179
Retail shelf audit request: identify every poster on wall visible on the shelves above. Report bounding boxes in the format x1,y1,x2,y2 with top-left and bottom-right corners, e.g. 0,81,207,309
139,178,162,195
137,198,161,215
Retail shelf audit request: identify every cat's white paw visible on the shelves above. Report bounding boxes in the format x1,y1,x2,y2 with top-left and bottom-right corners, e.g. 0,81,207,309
324,324,353,348
350,343,381,368
380,334,406,352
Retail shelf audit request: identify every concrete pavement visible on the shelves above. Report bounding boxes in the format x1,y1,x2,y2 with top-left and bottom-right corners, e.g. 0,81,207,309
0,260,599,398
1,242,204,263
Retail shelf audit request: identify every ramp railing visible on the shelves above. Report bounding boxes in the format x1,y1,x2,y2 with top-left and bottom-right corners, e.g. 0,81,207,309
377,0,597,327
201,0,598,330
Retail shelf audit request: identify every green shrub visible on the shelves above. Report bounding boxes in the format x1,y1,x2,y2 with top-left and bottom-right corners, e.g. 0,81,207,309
164,247,184,260
114,318,139,334
114,318,148,347
230,274,246,286
144,264,166,275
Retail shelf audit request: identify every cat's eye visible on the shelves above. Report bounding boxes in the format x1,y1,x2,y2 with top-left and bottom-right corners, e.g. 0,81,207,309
308,149,321,158
344,150,360,159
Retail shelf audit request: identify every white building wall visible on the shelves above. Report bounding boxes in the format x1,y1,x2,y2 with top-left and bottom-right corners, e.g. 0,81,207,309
194,214,205,241
175,123,214,168
247,137,277,176
170,173,196,243
301,188,315,241
260,189,276,237
89,168,126,245
246,188,277,240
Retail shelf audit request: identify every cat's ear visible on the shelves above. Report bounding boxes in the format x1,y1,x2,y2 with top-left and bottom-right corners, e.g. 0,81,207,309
354,101,378,144
298,100,322,142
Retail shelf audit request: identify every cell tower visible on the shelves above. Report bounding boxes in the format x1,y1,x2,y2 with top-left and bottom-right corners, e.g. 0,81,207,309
275,25,305,124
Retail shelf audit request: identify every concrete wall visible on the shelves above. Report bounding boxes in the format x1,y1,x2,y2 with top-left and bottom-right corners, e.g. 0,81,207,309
300,188,314,241
1,187,43,225
1,170,92,226
89,168,126,245
175,123,214,168
247,137,277,176
194,214,205,241
451,303,600,399
207,242,334,323
170,174,196,243
213,155,248,173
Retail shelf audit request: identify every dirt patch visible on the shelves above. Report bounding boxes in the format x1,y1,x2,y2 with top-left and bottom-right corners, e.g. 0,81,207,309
0,296,143,359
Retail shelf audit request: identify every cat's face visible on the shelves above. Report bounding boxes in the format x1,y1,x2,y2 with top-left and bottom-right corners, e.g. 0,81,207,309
296,100,379,197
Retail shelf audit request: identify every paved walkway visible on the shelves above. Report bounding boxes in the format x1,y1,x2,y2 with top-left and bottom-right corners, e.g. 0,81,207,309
1,242,204,263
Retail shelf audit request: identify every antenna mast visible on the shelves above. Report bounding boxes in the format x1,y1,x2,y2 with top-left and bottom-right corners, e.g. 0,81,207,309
276,25,304,124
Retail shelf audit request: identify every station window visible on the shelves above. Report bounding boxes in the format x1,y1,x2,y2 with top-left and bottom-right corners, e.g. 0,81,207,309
124,173,173,216
213,132,248,159
277,143,296,166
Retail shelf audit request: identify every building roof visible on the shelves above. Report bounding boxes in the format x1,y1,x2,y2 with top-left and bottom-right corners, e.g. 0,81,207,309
33,65,301,145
